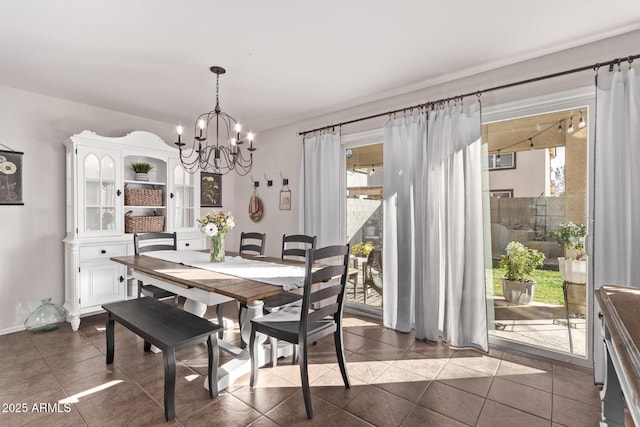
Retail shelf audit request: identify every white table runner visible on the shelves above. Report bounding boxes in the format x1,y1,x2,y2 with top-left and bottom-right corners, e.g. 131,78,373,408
142,250,305,291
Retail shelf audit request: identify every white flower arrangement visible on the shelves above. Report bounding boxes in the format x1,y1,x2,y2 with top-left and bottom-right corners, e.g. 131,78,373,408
198,211,235,237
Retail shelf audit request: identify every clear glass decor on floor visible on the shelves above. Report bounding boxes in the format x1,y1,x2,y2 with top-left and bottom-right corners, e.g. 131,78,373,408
24,298,67,332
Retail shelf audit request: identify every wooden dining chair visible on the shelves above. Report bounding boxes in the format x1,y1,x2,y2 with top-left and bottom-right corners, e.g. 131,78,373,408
134,232,180,306
237,232,267,345
262,234,317,311
363,248,383,305
239,232,266,255
134,232,224,338
256,234,318,365
281,234,317,260
249,245,351,419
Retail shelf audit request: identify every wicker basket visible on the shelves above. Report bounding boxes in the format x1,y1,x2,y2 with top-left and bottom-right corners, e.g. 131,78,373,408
124,211,165,233
124,185,163,206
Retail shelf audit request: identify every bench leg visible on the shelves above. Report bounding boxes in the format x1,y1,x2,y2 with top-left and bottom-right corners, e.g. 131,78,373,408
144,340,151,352
163,347,177,421
106,314,115,364
207,335,219,398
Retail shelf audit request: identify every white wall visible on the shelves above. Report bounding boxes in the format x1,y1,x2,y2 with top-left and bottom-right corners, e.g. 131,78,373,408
229,125,302,257
489,149,548,197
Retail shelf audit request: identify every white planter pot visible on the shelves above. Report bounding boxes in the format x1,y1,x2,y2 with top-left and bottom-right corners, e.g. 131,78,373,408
558,257,587,284
134,172,149,181
501,278,535,305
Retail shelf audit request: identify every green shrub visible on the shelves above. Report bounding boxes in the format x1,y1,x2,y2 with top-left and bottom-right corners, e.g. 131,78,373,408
499,241,545,282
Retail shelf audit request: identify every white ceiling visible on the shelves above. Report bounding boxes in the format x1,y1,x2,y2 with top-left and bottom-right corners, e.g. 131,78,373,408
1,1,640,133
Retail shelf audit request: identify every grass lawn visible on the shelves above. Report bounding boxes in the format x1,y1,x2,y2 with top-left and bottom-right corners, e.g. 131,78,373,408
490,267,565,305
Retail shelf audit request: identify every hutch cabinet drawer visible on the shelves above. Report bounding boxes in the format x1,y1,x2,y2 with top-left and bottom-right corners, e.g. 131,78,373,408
178,238,203,250
79,244,126,260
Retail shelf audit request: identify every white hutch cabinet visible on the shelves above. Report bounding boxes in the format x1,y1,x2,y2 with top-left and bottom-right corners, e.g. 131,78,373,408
63,131,202,330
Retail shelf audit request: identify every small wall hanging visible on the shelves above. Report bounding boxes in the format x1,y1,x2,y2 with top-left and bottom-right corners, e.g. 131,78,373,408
201,172,222,207
249,177,263,222
279,173,291,210
0,148,24,205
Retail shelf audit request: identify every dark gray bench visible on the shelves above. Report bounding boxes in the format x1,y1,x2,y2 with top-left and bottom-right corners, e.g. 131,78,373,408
102,298,222,421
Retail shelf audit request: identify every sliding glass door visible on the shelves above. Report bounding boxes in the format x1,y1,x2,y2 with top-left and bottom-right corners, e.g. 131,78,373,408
483,94,593,366
342,132,383,313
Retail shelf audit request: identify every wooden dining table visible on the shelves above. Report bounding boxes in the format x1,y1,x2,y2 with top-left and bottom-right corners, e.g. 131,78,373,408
111,251,303,305
110,251,306,392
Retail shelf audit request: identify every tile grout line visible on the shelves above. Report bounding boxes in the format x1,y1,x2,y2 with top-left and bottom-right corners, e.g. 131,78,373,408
35,329,92,427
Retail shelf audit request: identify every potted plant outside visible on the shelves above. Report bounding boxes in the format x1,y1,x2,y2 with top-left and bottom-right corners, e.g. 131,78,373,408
351,241,374,268
130,162,154,181
499,241,545,305
549,222,587,284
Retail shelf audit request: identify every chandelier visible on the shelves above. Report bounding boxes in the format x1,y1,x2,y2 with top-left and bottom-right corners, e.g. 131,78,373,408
175,66,255,175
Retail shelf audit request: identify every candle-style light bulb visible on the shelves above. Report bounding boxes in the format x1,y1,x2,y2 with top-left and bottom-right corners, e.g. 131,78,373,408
196,119,206,141
234,123,242,133
247,132,256,151
177,125,183,135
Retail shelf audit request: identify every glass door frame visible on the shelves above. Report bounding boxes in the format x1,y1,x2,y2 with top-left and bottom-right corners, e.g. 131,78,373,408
341,129,385,317
482,86,595,368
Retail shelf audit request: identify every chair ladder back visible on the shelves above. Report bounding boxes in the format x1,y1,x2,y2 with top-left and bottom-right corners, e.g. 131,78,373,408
134,232,177,255
282,234,317,260
310,284,343,304
299,245,350,335
239,232,266,255
312,264,347,284
308,303,341,323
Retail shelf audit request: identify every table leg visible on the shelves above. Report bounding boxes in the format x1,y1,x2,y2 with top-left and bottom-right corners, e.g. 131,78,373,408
183,299,208,317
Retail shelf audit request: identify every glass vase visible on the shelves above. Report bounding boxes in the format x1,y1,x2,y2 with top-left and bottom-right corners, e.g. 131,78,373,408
24,298,67,332
210,233,225,262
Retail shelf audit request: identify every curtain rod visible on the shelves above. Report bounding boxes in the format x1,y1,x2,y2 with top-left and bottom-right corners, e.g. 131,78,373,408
298,53,640,137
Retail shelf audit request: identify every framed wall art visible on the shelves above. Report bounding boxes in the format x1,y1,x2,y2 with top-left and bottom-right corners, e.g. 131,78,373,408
201,172,222,207
279,189,291,210
0,150,24,205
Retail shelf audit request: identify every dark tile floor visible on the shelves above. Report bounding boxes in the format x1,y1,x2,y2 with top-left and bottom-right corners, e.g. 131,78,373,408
0,301,602,426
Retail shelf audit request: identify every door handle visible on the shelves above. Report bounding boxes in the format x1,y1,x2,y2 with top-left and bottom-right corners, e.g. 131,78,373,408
170,192,174,199
101,249,107,254
119,276,124,283
185,243,190,247
116,189,122,197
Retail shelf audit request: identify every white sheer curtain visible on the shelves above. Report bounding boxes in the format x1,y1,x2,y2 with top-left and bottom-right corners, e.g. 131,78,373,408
383,102,488,352
300,132,343,247
592,67,640,379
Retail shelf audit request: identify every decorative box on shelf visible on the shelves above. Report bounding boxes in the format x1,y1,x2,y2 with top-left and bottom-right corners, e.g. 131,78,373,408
124,185,163,206
124,211,165,233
